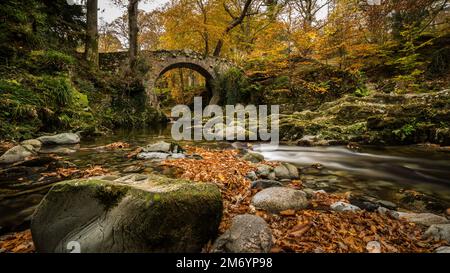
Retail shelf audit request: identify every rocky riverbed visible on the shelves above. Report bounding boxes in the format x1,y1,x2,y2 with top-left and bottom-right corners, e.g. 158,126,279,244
1,134,450,253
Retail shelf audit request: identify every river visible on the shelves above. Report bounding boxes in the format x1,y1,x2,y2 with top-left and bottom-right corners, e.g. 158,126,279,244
1,127,450,234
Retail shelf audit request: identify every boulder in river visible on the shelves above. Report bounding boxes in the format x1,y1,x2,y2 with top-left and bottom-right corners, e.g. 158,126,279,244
255,164,273,178
37,133,80,145
242,151,264,163
274,163,299,180
251,187,308,213
211,214,272,253
31,174,223,253
0,145,37,164
283,163,300,179
21,139,42,151
424,224,450,243
143,141,182,153
274,164,290,180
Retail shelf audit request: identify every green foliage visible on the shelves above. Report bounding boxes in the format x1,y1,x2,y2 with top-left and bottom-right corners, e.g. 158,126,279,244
37,75,74,107
0,0,85,63
28,50,76,73
214,68,254,105
354,87,370,97
352,71,370,97
393,122,417,141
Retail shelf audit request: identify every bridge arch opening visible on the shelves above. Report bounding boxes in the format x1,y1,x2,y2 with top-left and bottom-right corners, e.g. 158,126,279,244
154,62,215,109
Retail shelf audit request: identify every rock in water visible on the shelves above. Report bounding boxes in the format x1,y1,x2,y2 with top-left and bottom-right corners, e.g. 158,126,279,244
0,145,36,164
255,164,273,178
273,163,299,180
37,133,80,145
211,214,272,253
251,187,308,213
242,151,264,163
31,175,223,253
143,141,183,153
38,146,78,155
283,163,300,179
21,139,42,151
136,152,170,160
396,212,450,226
274,164,290,180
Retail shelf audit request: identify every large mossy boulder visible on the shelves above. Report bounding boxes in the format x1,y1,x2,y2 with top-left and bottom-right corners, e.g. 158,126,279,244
31,175,223,253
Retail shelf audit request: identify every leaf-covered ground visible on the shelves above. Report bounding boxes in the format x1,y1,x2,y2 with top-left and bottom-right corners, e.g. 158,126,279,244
162,147,445,253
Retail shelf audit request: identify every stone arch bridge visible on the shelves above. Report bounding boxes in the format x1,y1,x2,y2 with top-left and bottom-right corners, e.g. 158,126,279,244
99,50,234,106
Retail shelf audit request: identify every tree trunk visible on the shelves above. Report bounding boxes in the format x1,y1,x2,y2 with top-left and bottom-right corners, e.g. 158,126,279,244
128,0,139,72
213,0,253,57
85,0,98,67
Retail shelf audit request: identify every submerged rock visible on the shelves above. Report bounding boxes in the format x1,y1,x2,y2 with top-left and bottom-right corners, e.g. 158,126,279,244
0,145,37,164
376,200,397,210
211,214,272,253
31,175,223,253
424,224,450,243
38,146,78,155
251,187,308,213
37,133,80,145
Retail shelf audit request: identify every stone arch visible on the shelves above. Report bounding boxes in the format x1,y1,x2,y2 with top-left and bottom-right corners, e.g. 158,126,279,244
99,50,234,107
141,50,233,107
153,62,215,106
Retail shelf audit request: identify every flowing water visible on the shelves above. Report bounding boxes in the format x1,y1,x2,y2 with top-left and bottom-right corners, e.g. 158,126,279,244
1,127,450,234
